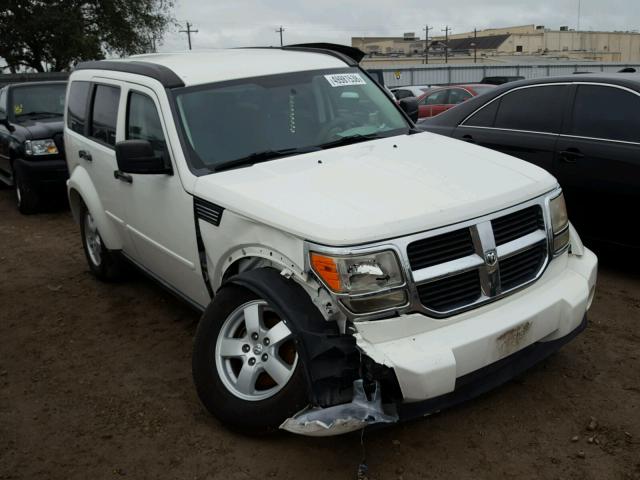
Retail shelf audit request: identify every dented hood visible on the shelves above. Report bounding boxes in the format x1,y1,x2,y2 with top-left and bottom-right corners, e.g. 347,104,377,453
193,132,557,246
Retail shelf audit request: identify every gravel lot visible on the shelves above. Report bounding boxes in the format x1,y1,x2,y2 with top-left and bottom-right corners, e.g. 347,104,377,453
1,188,639,480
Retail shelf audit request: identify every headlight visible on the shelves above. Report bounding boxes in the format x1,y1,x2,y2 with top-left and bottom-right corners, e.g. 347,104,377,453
25,139,58,156
310,250,407,314
549,192,570,254
310,250,403,294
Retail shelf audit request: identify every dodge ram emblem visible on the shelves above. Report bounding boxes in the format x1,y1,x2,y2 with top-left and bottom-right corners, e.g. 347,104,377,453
485,249,498,267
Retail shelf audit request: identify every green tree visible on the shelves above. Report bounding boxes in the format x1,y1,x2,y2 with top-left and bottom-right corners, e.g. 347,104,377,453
0,0,174,72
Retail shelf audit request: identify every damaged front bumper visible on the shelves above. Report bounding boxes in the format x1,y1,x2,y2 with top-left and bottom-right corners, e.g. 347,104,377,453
281,249,597,436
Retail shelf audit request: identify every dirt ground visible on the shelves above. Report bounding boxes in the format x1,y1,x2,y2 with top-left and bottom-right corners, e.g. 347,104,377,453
0,188,639,480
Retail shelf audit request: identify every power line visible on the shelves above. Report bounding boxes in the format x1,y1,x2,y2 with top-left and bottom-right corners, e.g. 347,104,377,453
179,21,199,50
276,26,285,46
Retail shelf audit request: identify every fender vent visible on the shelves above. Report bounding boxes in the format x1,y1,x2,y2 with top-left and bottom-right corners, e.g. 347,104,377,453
194,197,224,226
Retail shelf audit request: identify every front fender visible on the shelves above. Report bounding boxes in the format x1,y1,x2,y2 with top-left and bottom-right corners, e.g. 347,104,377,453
226,268,359,407
67,166,123,250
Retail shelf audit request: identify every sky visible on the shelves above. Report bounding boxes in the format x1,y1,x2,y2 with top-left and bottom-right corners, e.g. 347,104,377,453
158,0,640,52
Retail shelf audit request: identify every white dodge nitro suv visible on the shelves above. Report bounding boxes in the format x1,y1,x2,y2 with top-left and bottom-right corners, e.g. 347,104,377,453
64,44,597,436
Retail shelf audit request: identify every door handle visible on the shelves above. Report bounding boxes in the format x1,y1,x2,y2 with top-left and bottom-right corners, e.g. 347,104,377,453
113,170,133,183
78,150,92,162
462,134,476,144
559,148,584,163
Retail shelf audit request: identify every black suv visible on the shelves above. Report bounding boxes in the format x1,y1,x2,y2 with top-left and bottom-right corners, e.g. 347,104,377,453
0,81,68,213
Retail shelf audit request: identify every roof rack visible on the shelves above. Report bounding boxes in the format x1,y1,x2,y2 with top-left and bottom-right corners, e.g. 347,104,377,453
74,60,185,88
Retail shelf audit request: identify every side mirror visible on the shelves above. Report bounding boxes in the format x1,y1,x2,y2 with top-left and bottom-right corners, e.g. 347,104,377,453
398,97,419,123
115,139,172,175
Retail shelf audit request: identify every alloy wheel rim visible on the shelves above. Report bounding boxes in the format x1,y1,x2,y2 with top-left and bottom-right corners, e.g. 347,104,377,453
215,300,298,401
84,212,102,266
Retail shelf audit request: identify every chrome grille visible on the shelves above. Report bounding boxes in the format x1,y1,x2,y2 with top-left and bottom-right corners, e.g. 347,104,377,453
407,229,474,270
499,242,547,290
409,203,550,317
492,205,544,246
417,269,481,312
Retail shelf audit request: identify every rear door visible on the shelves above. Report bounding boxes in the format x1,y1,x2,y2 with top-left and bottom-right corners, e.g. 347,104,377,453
555,83,640,247
453,84,570,174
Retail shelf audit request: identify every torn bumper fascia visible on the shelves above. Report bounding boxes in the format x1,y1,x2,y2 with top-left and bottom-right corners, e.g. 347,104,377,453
280,379,398,436
352,248,598,403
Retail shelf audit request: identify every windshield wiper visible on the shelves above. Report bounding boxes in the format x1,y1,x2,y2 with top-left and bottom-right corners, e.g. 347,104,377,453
316,133,383,150
214,146,320,172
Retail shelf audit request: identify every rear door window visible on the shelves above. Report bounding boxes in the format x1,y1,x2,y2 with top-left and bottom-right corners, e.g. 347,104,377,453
569,84,640,143
67,81,91,134
89,85,120,147
493,85,567,133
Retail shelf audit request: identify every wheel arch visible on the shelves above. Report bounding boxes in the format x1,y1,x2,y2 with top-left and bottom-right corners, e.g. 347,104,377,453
67,166,123,250
224,267,359,407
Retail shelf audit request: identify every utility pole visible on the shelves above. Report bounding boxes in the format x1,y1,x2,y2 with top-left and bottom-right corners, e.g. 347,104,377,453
276,26,285,47
442,26,451,64
577,0,581,31
423,25,432,64
179,22,198,50
473,28,477,63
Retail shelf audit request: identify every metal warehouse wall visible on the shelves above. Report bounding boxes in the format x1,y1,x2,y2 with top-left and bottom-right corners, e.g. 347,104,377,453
377,63,640,87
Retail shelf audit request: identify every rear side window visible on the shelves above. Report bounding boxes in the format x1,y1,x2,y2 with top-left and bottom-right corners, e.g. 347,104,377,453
570,85,640,143
449,88,472,104
465,100,500,127
494,85,566,133
127,91,168,159
422,89,449,105
67,81,90,134
0,88,6,116
90,85,120,146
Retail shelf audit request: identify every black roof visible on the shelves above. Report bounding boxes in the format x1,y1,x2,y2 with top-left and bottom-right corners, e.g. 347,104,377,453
445,34,510,51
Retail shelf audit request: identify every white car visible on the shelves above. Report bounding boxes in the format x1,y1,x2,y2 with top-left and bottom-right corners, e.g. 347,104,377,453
63,45,597,436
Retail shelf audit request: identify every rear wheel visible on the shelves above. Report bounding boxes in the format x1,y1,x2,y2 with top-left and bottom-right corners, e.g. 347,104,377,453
14,169,39,215
80,205,124,281
193,284,307,434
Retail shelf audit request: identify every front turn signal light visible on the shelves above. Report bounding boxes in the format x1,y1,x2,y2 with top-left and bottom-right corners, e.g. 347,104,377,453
310,253,342,291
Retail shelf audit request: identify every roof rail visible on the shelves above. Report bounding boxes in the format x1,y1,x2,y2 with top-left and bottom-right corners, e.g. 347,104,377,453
74,60,185,88
283,43,366,65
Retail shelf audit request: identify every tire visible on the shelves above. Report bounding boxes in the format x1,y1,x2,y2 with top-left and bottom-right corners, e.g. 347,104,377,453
193,284,308,434
14,168,39,215
80,204,124,281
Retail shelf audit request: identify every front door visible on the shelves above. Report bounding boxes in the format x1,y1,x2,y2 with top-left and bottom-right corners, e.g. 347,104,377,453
116,84,209,307
453,84,570,174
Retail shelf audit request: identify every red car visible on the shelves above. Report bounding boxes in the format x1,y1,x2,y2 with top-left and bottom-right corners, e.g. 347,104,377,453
417,84,496,118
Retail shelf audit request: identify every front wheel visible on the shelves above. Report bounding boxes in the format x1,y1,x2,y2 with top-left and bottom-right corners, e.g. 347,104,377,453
80,205,124,281
14,169,39,214
193,284,308,434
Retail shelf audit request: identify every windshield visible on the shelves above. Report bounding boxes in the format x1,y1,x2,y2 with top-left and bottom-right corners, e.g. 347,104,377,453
11,83,66,119
173,67,410,172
